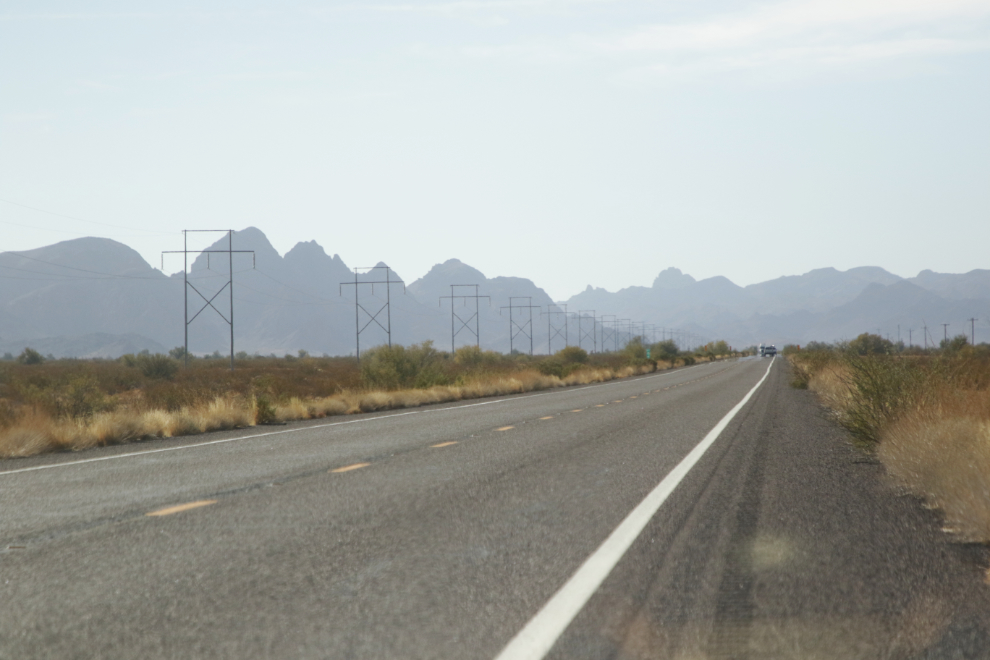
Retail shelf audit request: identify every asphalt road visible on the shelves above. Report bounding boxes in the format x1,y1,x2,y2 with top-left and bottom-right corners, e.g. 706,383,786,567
2,358,989,659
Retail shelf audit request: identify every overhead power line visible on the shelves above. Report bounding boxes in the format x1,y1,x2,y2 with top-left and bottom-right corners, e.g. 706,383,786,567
0,197,177,235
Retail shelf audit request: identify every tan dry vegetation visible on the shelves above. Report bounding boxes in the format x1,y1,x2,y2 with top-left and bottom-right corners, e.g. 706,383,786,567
0,362,658,460
791,350,990,543
879,392,990,542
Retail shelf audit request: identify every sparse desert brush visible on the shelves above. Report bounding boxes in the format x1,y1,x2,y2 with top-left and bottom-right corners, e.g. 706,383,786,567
808,363,855,415
796,348,990,542
0,346,677,458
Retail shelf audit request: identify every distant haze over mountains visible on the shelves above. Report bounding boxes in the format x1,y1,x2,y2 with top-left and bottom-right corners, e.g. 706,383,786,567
2,228,988,358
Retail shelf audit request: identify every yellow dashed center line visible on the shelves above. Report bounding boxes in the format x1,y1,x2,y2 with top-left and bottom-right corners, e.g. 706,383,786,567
431,441,458,448
595,404,605,407
497,426,515,431
613,400,622,403
540,416,554,420
146,500,217,517
330,462,371,473
629,396,638,399
571,409,583,413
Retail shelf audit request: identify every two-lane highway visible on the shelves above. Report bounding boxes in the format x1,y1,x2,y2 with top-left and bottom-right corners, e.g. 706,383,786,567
3,357,989,658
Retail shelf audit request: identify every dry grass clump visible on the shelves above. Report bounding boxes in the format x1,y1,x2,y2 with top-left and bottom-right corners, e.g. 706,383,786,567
880,396,990,542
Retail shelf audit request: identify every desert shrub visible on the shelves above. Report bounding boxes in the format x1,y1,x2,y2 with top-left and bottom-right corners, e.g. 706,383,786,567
556,346,588,364
848,333,895,356
137,354,179,380
623,337,648,362
17,348,44,365
940,334,969,353
15,374,113,419
361,341,448,390
652,339,679,363
454,345,484,367
839,356,945,446
538,358,564,378
254,394,277,425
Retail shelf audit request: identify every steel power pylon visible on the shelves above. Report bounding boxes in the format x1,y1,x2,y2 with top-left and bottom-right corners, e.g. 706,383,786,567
339,265,405,360
439,284,490,353
162,229,255,370
617,319,631,349
500,297,542,355
600,315,617,352
547,304,569,354
578,310,597,353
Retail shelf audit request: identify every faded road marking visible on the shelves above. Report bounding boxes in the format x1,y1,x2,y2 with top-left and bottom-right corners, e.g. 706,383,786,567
146,500,217,517
330,463,371,473
497,426,515,431
430,441,458,448
539,416,554,420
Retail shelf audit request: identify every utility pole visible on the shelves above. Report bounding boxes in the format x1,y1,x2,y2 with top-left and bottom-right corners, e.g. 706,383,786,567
162,229,255,370
969,317,978,345
439,284,490,353
500,297,542,355
908,328,912,347
942,323,950,345
339,265,405,360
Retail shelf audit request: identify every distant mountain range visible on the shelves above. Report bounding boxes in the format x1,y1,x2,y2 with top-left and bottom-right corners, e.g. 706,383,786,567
1,228,987,357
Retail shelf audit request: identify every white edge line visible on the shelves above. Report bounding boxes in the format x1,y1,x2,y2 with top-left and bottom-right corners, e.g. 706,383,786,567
493,357,774,660
0,362,720,476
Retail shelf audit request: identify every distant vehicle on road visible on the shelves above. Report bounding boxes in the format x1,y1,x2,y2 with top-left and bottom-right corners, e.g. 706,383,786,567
760,344,776,357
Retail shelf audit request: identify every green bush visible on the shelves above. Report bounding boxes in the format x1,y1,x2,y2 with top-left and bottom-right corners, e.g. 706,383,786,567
839,355,947,446
121,353,179,380
848,333,895,356
454,345,503,370
940,334,969,353
361,341,449,390
538,358,564,378
139,354,179,380
15,374,112,419
254,395,277,425
556,346,589,365
651,340,679,362
17,348,44,365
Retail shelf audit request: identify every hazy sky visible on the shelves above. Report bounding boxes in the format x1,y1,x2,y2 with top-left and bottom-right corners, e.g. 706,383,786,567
2,0,988,300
